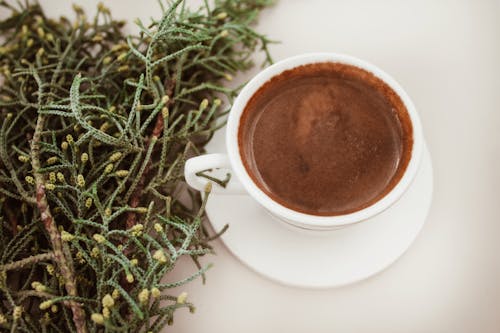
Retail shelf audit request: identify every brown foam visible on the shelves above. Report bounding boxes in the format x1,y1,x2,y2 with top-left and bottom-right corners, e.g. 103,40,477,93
238,62,413,216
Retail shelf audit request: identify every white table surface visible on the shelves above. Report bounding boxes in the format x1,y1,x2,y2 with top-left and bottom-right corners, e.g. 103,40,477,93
34,0,500,332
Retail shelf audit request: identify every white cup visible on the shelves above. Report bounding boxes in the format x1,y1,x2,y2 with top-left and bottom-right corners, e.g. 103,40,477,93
184,53,423,230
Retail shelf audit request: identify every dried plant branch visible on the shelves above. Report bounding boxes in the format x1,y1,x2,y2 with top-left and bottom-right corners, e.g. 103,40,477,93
31,112,88,333
0,0,274,331
0,252,53,271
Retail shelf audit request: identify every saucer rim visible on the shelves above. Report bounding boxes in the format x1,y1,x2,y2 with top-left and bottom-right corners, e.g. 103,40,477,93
206,144,433,288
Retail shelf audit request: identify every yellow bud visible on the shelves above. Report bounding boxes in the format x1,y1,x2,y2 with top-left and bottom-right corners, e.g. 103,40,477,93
118,65,129,72
36,47,45,57
45,183,56,191
27,38,34,47
92,35,103,42
21,25,28,35
76,175,85,188
36,27,45,38
151,287,161,298
80,153,88,163
117,52,127,62
219,30,229,38
66,134,74,143
57,172,65,183
99,122,110,132
126,273,134,283
103,56,112,65
108,106,116,113
138,289,149,304
154,223,163,233
39,300,52,310
93,234,105,244
31,281,47,292
153,250,167,264
76,251,85,263
177,291,188,304
13,306,23,320
61,231,74,241
46,33,54,42
91,246,100,258
161,107,169,118
130,224,144,236
104,207,112,217
115,170,129,177
104,163,114,174
46,156,58,165
161,95,169,104
111,43,125,52
102,306,110,318
136,207,148,214
51,305,58,313
109,152,122,162
72,4,83,13
224,73,233,81
102,294,114,308
46,264,55,275
61,141,69,150
49,172,56,183
200,99,209,110
18,155,29,163
25,176,34,184
85,197,93,208
112,289,120,299
91,313,104,325
0,313,5,324
130,258,138,266
216,12,228,20
204,181,212,193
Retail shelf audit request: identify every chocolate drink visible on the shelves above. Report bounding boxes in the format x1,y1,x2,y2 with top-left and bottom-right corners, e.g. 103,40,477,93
238,62,413,216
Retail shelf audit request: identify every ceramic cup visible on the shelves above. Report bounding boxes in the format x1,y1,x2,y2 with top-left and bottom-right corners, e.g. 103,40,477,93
184,53,423,230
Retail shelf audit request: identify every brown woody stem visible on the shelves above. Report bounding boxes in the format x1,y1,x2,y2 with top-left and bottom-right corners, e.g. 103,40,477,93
30,114,88,333
0,252,53,271
125,79,175,229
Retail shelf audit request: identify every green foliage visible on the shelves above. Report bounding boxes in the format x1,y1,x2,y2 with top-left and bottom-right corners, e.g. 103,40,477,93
0,0,272,331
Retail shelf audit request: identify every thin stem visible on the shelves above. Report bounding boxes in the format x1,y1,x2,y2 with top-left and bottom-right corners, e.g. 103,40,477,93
0,252,54,271
30,113,88,333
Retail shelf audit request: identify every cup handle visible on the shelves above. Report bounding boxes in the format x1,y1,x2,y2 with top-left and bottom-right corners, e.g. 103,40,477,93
184,153,247,194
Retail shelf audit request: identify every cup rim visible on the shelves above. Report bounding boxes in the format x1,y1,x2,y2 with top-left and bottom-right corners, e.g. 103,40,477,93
226,52,423,228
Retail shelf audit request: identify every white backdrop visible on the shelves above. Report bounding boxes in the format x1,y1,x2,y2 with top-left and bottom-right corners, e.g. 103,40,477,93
29,0,500,332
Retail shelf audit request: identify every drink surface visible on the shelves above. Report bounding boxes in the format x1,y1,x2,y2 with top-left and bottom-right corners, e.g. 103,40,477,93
239,62,413,216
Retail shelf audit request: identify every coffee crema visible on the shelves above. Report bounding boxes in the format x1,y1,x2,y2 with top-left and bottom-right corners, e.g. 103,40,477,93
238,62,413,216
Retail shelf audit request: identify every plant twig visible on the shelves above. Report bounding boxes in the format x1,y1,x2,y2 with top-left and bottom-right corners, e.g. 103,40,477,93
30,114,88,333
126,78,175,229
0,252,53,271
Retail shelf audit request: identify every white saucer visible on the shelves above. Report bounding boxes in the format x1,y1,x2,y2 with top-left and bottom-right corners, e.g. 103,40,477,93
205,132,433,288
